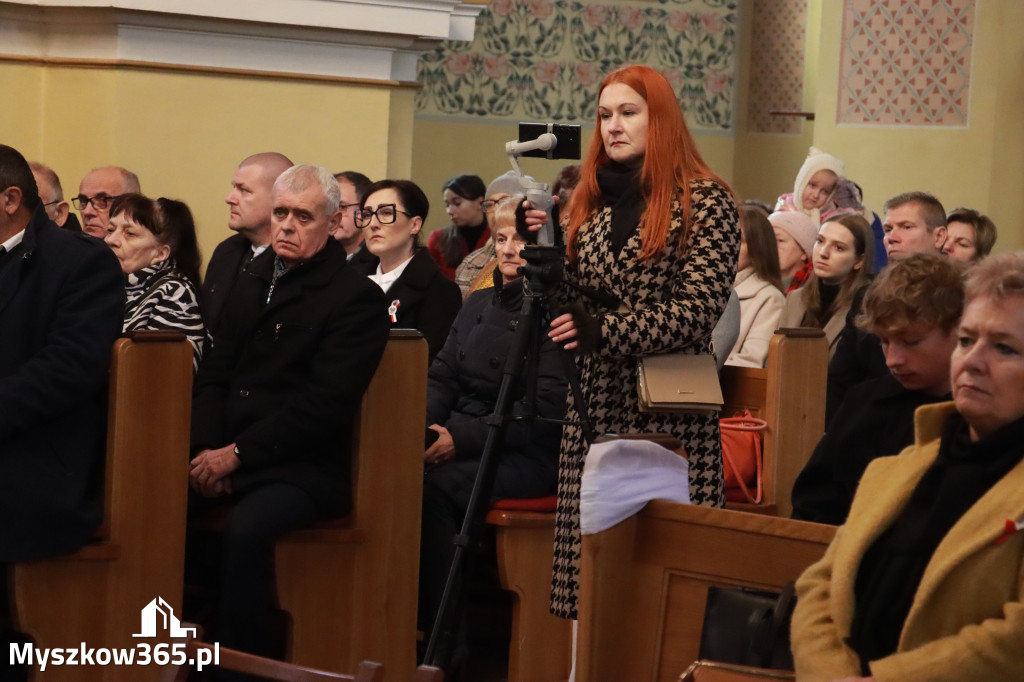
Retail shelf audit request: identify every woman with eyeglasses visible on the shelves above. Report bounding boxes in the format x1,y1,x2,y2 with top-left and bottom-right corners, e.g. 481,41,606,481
352,179,461,360
104,193,205,370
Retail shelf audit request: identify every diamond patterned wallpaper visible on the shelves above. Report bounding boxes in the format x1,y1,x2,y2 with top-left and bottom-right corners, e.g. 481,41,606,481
838,0,975,126
748,0,807,134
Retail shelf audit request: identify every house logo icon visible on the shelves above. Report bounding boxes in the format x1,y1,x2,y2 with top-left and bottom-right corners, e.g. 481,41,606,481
133,597,197,638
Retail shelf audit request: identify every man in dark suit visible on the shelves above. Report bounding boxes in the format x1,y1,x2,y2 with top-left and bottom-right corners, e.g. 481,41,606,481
0,144,125,561
29,161,76,230
188,164,389,661
331,169,376,269
202,152,293,347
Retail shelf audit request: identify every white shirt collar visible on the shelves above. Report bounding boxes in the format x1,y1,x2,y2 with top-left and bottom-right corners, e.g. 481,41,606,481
1,228,26,253
368,253,415,293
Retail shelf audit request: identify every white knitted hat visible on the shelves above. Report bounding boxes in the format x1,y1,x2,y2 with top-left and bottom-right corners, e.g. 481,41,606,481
769,210,819,257
793,147,846,221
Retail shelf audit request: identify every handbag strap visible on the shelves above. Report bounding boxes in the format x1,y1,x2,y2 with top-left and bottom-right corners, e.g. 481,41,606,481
720,417,768,431
748,581,797,669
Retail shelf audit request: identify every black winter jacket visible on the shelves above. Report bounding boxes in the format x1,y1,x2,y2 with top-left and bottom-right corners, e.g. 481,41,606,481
426,277,566,483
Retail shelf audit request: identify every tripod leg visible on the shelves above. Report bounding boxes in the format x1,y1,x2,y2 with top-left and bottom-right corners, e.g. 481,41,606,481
424,296,541,669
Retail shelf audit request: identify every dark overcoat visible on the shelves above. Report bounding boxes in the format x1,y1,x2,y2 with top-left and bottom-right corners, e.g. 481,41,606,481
425,277,566,498
190,238,389,517
201,232,274,346
351,247,461,362
0,208,125,560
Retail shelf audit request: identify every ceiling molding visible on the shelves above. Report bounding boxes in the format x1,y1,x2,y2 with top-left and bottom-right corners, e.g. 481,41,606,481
0,0,484,81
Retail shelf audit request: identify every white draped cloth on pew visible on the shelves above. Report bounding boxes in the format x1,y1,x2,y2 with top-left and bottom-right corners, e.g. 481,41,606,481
580,438,690,535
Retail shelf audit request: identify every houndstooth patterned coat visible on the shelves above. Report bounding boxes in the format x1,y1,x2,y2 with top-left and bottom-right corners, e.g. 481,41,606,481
549,178,740,619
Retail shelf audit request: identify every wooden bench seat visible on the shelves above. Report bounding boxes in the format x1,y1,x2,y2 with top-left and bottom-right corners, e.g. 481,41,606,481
10,331,194,682
482,329,827,680
485,495,570,682
275,330,428,682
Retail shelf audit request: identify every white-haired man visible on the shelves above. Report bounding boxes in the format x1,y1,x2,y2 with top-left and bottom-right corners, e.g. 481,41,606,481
188,164,389,661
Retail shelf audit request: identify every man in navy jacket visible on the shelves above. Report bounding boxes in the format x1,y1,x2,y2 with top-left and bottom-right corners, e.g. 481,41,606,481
0,143,125,561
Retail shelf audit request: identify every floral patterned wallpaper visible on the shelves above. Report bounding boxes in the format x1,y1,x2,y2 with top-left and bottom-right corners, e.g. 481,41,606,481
416,0,738,131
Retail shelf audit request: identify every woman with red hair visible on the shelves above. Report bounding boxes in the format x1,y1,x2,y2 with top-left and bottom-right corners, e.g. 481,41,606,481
540,64,740,619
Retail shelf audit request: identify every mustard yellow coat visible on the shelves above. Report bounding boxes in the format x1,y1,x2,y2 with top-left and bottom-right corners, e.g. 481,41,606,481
791,402,1024,682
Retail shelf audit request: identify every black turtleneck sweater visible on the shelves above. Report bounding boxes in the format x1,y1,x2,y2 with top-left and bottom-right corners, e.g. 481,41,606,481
848,411,1024,672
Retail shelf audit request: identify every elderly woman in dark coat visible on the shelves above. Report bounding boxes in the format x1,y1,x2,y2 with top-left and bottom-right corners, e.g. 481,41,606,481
418,196,567,645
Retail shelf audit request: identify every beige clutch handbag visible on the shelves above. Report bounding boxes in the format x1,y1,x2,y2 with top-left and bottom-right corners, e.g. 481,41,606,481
637,353,723,413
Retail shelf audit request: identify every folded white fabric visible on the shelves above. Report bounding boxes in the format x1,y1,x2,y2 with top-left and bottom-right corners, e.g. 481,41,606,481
580,438,690,535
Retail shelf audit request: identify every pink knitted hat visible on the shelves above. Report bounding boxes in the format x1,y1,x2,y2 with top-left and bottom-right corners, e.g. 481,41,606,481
768,210,819,257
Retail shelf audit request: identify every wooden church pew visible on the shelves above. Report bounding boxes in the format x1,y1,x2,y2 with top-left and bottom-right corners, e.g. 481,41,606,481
483,328,828,679
720,328,827,516
575,502,836,682
486,497,571,682
10,331,194,682
276,330,428,682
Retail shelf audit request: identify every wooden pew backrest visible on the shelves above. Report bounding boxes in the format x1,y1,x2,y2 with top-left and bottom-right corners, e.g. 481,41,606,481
276,330,428,682
577,501,836,682
11,331,193,682
720,328,827,516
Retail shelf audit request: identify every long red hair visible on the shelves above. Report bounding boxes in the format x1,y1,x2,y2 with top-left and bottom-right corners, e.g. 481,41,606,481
565,65,730,261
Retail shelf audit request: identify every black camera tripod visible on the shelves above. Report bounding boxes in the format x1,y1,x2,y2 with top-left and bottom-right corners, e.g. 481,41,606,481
422,238,597,671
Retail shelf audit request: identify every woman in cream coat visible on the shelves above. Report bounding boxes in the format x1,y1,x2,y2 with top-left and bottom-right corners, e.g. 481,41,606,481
791,253,1024,681
727,207,785,368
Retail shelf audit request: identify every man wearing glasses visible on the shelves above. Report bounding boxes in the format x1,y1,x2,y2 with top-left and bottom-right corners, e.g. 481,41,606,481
73,166,141,238
331,170,375,269
202,152,292,347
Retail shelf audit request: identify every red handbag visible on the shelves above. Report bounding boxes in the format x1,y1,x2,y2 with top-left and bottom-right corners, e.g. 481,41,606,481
720,410,767,504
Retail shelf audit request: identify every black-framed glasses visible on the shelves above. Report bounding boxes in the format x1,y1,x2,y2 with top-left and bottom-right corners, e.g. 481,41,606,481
72,194,122,211
354,204,414,228
41,200,61,208
339,202,360,214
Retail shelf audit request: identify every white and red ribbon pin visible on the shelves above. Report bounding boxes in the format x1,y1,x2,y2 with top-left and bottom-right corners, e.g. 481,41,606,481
388,300,401,324
995,517,1024,546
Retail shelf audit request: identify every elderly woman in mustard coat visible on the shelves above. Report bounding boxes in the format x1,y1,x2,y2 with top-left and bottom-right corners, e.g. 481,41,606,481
791,252,1024,681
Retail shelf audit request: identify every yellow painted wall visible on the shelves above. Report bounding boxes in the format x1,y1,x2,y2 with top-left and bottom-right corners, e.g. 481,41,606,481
2,61,411,270
2,62,44,154
811,0,1024,251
